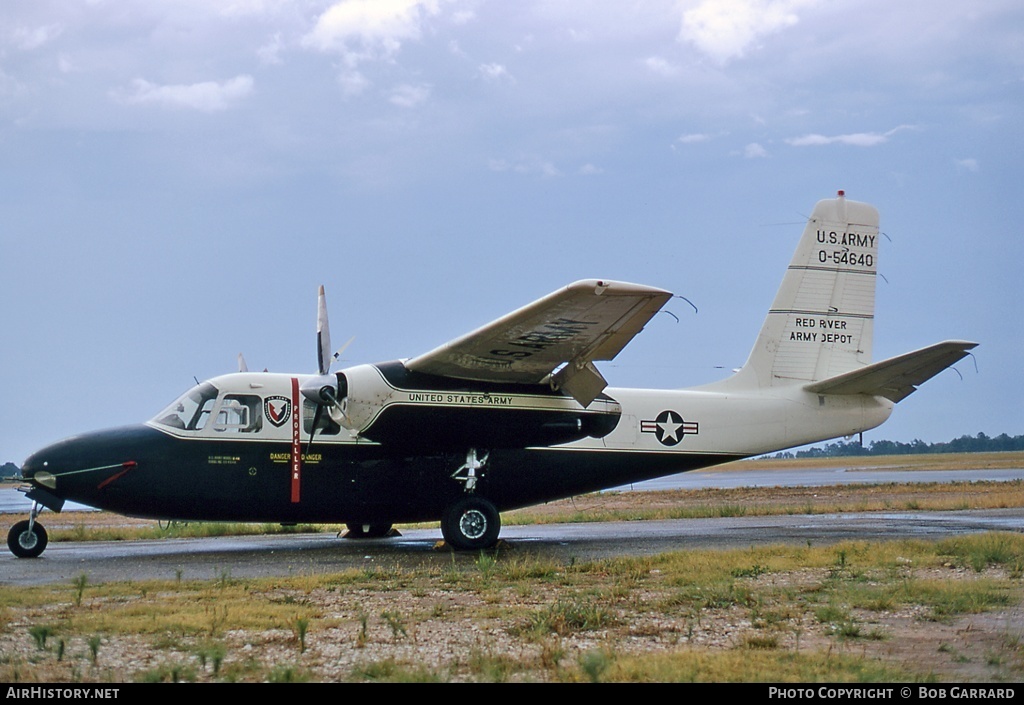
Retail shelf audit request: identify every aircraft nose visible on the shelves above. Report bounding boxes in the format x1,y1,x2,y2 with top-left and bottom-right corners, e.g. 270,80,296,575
20,426,152,498
21,448,58,488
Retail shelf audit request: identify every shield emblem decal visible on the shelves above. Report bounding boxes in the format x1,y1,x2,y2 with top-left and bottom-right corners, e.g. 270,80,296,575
264,396,292,427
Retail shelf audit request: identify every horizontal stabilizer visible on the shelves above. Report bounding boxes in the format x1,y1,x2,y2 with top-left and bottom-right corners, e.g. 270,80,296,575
804,340,977,403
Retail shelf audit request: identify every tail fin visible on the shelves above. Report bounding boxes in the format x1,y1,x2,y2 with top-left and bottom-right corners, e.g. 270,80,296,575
729,192,880,389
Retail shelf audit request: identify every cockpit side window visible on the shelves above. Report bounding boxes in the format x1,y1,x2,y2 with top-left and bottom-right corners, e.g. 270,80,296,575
213,394,264,433
155,382,219,431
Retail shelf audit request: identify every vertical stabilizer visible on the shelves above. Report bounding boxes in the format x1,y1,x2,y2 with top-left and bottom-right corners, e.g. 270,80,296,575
726,192,880,389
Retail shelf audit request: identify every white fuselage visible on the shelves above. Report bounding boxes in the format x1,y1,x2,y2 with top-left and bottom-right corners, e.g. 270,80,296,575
145,370,893,460
579,384,893,457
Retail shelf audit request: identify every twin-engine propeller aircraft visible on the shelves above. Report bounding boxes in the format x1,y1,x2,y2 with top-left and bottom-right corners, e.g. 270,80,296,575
8,193,976,558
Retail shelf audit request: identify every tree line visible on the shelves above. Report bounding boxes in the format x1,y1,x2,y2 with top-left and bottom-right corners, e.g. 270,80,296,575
768,432,1024,459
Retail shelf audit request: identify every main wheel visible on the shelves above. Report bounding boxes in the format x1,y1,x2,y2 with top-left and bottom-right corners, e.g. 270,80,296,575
7,520,48,559
345,523,393,538
441,496,500,551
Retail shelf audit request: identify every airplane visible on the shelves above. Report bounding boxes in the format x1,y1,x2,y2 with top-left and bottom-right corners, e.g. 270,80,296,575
7,192,977,558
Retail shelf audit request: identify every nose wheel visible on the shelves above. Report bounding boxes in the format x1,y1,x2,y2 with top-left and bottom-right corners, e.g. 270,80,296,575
7,502,48,558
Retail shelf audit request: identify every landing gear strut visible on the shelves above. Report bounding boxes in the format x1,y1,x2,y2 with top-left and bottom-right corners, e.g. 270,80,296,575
8,502,48,558
452,448,488,492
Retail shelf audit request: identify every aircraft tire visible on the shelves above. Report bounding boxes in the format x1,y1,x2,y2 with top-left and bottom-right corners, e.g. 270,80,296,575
345,523,393,538
441,496,500,551
7,520,48,559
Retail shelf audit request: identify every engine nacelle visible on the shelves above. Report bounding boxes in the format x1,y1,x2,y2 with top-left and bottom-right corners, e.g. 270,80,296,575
328,361,621,451
326,364,390,433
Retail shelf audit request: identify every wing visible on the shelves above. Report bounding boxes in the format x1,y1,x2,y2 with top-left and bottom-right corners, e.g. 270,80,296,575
405,279,673,406
804,340,978,402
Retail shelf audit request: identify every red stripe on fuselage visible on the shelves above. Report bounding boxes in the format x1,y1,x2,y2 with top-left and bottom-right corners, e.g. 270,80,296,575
291,377,301,503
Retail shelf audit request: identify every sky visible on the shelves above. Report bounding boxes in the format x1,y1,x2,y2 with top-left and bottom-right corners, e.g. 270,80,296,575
1,0,1021,464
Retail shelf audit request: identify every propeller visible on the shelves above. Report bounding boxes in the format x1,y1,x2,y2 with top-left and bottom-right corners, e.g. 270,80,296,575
300,285,346,454
316,284,332,378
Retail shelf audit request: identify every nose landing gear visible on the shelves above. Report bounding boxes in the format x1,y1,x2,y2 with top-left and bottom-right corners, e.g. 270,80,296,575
7,502,48,558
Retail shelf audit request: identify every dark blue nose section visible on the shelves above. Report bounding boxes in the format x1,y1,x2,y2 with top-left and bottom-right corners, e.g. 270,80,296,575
20,425,166,511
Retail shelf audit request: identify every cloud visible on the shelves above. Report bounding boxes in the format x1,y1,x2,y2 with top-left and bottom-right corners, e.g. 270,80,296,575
301,1,460,94
302,0,442,58
677,133,713,144
117,75,254,112
478,63,513,82
678,0,817,64
389,82,430,107
955,158,980,172
644,56,679,77
12,24,64,51
784,125,916,147
257,33,285,65
337,69,371,96
57,55,78,74
672,133,718,153
488,156,561,178
744,142,768,158
448,39,467,57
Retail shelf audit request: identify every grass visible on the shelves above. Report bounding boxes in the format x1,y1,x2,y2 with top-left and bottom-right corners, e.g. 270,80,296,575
1,532,1022,682
50,521,326,543
515,597,618,639
602,650,906,682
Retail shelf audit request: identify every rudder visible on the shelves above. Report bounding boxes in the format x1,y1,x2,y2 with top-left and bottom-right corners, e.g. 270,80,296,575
731,192,880,389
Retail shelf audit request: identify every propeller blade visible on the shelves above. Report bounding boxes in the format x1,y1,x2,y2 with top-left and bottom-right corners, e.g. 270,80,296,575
237,353,248,373
316,285,332,376
303,286,344,448
333,336,356,364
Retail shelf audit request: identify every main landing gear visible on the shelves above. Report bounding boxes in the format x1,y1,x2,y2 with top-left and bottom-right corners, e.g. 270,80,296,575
442,448,500,550
441,496,500,551
7,502,48,558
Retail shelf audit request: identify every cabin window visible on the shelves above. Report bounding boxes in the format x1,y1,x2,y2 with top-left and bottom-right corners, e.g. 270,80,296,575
302,399,341,436
154,382,219,431
213,394,264,434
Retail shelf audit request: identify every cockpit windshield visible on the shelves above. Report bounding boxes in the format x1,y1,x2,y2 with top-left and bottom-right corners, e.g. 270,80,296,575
153,382,219,431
